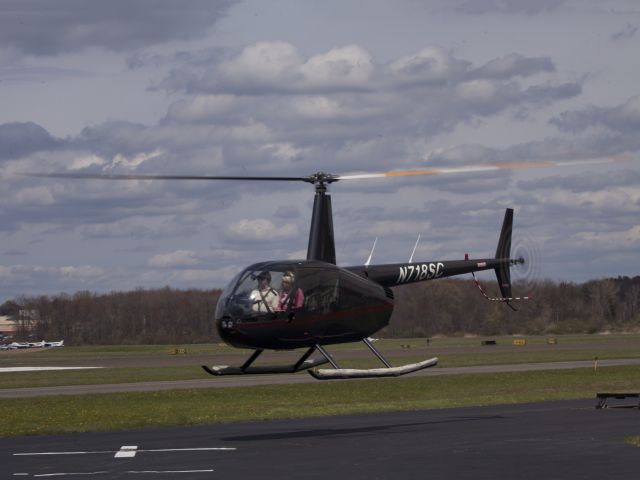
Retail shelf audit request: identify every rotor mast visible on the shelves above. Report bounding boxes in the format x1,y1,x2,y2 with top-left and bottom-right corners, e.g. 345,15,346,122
306,172,338,265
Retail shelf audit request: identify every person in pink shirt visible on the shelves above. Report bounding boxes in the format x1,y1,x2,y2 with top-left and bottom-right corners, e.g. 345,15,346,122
277,271,304,311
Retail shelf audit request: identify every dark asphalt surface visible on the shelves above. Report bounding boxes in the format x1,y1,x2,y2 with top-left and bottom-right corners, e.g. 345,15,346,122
2,399,639,479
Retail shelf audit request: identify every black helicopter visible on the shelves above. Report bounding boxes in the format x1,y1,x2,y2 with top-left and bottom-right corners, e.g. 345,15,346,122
207,171,522,379
31,165,543,380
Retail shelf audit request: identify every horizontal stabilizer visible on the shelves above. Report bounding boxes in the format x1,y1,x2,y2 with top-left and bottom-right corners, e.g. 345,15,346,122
308,357,438,380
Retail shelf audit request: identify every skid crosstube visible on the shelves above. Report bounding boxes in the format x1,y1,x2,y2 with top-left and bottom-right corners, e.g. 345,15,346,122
202,357,328,376
202,346,328,376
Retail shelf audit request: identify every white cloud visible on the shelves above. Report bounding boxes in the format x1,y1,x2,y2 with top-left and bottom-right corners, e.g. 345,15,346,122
59,265,104,278
224,219,299,242
148,250,199,268
218,41,303,89
579,225,640,249
69,154,106,170
367,220,431,238
291,96,344,119
107,149,164,171
455,79,499,104
0,264,104,281
13,186,55,205
260,142,303,161
389,46,461,84
300,45,374,88
165,95,237,123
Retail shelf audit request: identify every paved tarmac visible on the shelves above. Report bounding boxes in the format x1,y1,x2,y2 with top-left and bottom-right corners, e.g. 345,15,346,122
2,358,640,398
2,399,638,479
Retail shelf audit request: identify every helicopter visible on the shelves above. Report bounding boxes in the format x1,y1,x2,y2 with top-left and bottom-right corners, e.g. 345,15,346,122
30,157,620,379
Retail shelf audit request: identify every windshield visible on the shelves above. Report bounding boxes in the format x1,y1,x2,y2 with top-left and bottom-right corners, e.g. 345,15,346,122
218,267,302,319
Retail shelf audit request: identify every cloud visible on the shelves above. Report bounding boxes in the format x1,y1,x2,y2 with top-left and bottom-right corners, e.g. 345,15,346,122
517,169,640,193
148,249,199,268
579,225,640,249
473,53,555,79
611,23,638,41
388,47,468,85
0,264,104,283
14,186,55,205
3,250,27,257
451,0,567,15
0,0,237,56
0,122,61,161
224,219,299,242
551,95,640,134
145,42,582,184
164,95,238,124
164,42,376,95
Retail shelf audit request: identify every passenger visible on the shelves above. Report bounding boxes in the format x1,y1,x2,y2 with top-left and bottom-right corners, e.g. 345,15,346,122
277,271,304,311
249,271,278,313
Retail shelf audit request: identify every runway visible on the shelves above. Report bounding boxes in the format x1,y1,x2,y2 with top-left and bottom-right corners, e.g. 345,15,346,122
2,358,640,398
2,399,638,479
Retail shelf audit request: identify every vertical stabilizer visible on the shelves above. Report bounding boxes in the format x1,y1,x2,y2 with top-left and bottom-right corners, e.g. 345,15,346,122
494,208,513,302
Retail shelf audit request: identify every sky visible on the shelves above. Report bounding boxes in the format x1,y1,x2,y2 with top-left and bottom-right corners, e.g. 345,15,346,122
1,0,639,300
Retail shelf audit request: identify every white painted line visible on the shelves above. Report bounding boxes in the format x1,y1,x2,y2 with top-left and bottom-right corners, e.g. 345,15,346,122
127,470,214,475
141,447,236,452
1,367,104,373
14,451,112,456
28,471,214,477
15,446,236,457
34,472,108,477
115,445,138,458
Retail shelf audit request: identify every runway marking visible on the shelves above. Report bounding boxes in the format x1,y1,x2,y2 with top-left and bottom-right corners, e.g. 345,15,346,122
14,445,234,477
16,470,214,477
15,447,236,457
126,470,214,474
115,446,138,458
14,451,112,456
33,472,108,477
141,448,236,452
0,367,104,373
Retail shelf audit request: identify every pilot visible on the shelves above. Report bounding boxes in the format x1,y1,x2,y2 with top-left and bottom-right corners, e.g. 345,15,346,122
277,271,304,311
249,271,279,313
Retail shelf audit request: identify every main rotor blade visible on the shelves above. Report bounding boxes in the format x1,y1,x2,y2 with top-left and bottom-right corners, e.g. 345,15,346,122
336,155,630,181
25,172,310,182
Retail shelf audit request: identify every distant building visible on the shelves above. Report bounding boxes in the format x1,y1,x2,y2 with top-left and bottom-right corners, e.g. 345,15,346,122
0,315,17,336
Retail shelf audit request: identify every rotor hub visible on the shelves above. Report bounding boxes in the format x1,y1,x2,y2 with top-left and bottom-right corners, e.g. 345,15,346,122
305,172,339,185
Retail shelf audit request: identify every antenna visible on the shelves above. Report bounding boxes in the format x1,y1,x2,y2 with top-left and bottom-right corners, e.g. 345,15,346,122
364,237,378,267
408,233,421,263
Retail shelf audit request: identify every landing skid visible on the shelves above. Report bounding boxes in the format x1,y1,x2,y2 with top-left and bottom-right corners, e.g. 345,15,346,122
308,338,438,380
202,346,328,376
202,339,438,380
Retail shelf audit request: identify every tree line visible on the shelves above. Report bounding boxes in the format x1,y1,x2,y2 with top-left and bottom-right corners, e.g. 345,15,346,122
1,276,639,345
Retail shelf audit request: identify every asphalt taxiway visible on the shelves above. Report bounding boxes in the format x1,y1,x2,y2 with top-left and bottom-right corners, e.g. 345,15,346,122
2,399,638,479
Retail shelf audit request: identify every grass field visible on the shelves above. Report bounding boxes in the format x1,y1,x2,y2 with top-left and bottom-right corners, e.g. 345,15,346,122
1,366,639,437
1,334,638,438
2,333,639,389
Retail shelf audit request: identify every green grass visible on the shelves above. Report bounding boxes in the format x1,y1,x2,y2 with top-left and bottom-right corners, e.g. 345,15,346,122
1,365,639,437
626,436,640,447
0,366,204,389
